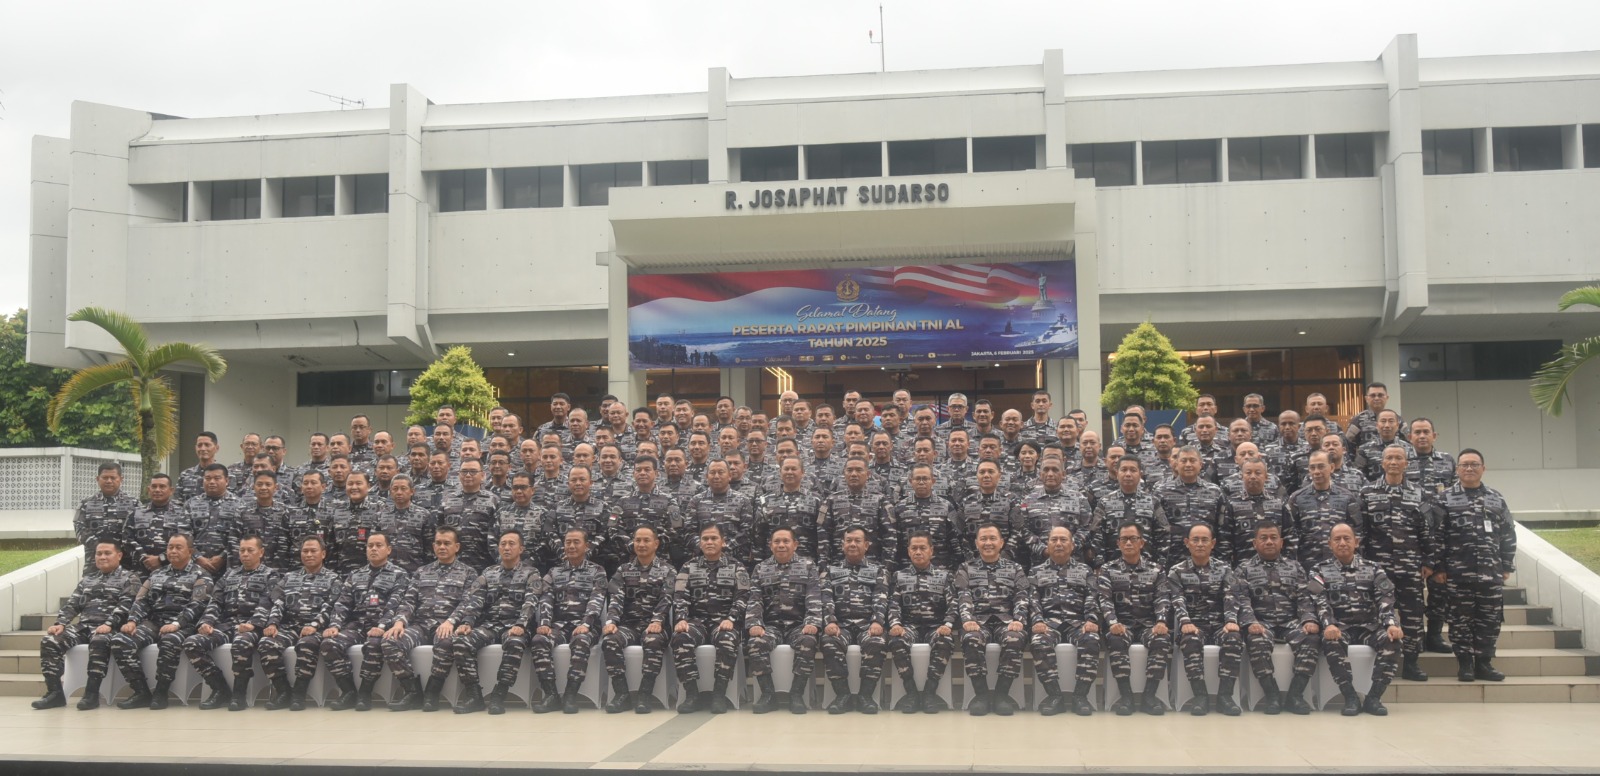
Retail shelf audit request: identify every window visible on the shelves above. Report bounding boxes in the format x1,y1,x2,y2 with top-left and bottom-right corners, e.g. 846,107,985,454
1157,346,1367,425
503,166,563,208
1142,139,1218,184
739,147,798,182
281,176,334,218
888,139,967,176
438,169,486,212
576,162,642,206
1229,135,1303,181
804,143,881,180
297,369,420,406
1399,341,1562,382
352,173,388,214
972,136,1039,172
650,160,708,186
1422,129,1476,175
1314,133,1376,179
208,179,260,221
1493,126,1564,172
1586,125,1600,168
1071,142,1135,187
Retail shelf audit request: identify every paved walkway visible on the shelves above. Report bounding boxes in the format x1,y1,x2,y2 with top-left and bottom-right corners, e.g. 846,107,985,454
1,698,1594,772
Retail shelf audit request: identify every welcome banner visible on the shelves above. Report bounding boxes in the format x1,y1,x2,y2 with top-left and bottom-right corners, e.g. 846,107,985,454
627,258,1077,370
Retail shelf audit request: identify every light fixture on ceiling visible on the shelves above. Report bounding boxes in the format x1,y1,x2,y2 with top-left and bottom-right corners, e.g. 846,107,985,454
506,351,516,357
1296,330,1308,336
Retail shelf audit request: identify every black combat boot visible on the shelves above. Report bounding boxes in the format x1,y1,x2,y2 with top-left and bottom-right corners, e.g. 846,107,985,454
455,683,485,714
826,679,855,714
1402,654,1428,681
117,675,152,710
1363,680,1390,716
1259,676,1282,715
857,685,880,714
32,676,66,710
709,677,734,714
77,675,104,710
991,677,1017,716
148,681,171,710
787,673,810,714
921,687,946,714
1285,674,1312,715
1036,682,1064,716
895,677,921,713
534,676,562,713
199,673,232,710
677,683,707,713
561,681,582,714
420,675,446,712
389,677,424,711
1111,678,1135,716
1456,653,1476,682
751,672,777,714
329,675,359,710
1425,618,1453,653
635,674,658,714
605,675,633,713
288,677,312,711
967,675,991,716
227,675,251,711
265,675,293,710
1340,684,1361,716
486,684,509,715
1475,657,1505,682
1182,679,1210,716
355,679,377,711
1069,685,1094,716
1140,681,1165,716
1214,678,1241,716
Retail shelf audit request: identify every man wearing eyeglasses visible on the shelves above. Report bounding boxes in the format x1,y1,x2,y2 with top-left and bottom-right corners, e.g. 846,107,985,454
434,460,499,570
1435,450,1516,684
1241,394,1278,447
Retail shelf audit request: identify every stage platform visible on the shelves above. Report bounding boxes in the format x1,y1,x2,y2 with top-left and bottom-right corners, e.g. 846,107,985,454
0,697,1594,773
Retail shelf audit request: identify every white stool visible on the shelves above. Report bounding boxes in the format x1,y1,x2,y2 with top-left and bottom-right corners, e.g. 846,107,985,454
361,644,396,703
623,645,673,709
1103,645,1174,711
470,644,535,707
767,644,799,703
693,643,743,709
818,644,873,709
209,644,271,706
287,645,331,707
1244,643,1313,711
883,643,954,710
133,644,200,705
1049,643,1099,709
551,643,604,709
1316,645,1375,709
963,643,1027,710
61,644,114,704
1171,644,1244,710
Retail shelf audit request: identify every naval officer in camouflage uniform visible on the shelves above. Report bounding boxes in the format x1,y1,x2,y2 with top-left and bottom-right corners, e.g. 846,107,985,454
886,530,959,713
1311,523,1402,716
322,531,411,711
259,535,342,710
382,525,477,711
1436,449,1517,683
74,462,140,575
110,533,212,709
1097,522,1174,716
1236,522,1319,714
448,528,543,714
747,527,824,715
33,541,139,710
601,525,676,714
1360,444,1438,682
1162,522,1244,717
819,527,890,714
184,534,279,711
956,523,1030,716
530,527,609,713
1028,526,1101,716
671,524,750,714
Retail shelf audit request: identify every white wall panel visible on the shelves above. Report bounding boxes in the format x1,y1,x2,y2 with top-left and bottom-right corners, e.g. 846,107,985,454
427,209,610,314
1425,172,1600,284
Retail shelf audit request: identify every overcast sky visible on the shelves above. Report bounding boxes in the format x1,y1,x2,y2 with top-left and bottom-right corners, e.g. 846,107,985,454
3,0,1598,315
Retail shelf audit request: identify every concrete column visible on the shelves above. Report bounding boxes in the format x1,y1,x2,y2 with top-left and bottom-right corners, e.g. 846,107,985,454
486,168,503,209
720,368,760,409
385,83,435,361
880,141,890,176
965,137,974,173
260,178,281,218
606,258,643,407
1378,34,1428,337
1071,181,1102,421
1043,49,1067,170
1474,128,1493,173
1219,138,1231,182
187,181,206,221
1367,335,1402,409
1304,135,1317,179
334,175,354,215
1042,358,1078,413
707,68,731,184
1562,124,1581,169
797,145,807,180
1133,141,1144,185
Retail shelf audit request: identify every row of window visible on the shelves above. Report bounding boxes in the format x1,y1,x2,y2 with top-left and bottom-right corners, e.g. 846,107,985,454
740,136,1040,182
201,174,388,221
1073,134,1375,187
437,160,711,211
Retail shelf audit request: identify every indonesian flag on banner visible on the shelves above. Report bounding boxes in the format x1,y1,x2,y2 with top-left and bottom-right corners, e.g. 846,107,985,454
629,263,1039,307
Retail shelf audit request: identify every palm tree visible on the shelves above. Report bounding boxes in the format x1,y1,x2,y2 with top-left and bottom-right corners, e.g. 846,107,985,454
1530,285,1600,416
46,307,227,492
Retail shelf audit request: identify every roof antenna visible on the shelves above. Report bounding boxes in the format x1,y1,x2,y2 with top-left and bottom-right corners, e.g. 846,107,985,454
309,90,365,110
867,3,885,72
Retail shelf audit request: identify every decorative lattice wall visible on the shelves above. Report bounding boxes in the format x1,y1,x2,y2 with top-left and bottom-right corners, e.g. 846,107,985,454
0,449,144,510
0,455,64,510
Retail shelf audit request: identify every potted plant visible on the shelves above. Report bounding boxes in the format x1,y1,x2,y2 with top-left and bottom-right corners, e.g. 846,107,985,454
1100,321,1199,438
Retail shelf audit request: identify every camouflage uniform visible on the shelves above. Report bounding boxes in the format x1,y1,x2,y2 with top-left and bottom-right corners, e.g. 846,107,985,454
182,492,240,554
1354,438,1416,482
282,501,332,569
670,556,750,690
1028,557,1102,706
1161,557,1244,699
209,500,292,571
387,502,439,573
745,557,824,687
1309,554,1400,699
176,463,211,505
384,559,477,687
451,560,543,699
959,488,1024,564
1437,483,1516,662
434,489,500,570
1285,483,1363,571
1093,488,1171,568
893,493,964,570
955,556,1030,699
183,563,278,700
885,562,958,702
126,500,187,575
259,565,342,698
1360,479,1438,661
110,561,213,698
1235,555,1320,686
1096,556,1173,692
600,557,676,699
1154,478,1226,566
325,498,390,574
754,489,825,564
1407,449,1457,644
820,558,890,699
681,488,757,568
73,491,140,575
819,486,897,570
606,488,681,570
496,500,557,571
529,559,608,693
1221,488,1288,566
39,567,140,700
320,562,410,691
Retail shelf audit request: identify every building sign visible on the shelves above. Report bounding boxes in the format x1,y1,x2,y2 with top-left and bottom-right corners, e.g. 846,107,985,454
727,182,951,210
627,256,1077,370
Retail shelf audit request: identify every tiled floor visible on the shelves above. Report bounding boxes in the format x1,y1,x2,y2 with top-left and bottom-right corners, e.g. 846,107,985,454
2,697,1596,772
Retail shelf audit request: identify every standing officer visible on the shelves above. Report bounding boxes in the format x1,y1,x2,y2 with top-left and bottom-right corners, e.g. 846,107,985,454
671,524,750,713
109,534,212,709
886,530,958,714
746,527,824,714
1235,522,1319,714
385,475,437,573
1028,526,1101,716
1016,458,1094,569
819,527,890,714
1222,459,1287,565
1361,445,1438,682
1162,523,1244,716
1093,458,1170,567
606,457,681,570
961,460,1023,564
1437,449,1516,683
449,529,543,715
896,464,964,569
322,531,411,711
33,541,139,710
382,526,477,712
326,471,391,575
259,535,342,711
184,534,279,711
530,527,608,713
74,462,139,575
955,523,1030,716
820,457,897,569
601,526,676,714
1097,522,1173,716
1311,523,1402,716
755,458,825,563
128,474,183,576
682,461,756,568
1406,418,1457,654
1286,451,1363,570
496,472,555,571
434,460,499,571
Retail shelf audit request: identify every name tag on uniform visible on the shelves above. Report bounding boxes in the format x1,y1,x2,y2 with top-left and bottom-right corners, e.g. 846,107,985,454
1484,519,1494,533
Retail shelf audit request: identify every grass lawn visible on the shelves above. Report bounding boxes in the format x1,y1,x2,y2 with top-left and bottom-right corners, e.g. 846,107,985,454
0,540,77,577
1532,526,1600,575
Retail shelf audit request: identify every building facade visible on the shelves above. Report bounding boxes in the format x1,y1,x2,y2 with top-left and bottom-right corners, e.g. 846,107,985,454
26,35,1600,478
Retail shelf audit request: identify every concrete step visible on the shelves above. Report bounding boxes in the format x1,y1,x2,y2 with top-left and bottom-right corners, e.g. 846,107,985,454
0,650,41,674
1494,624,1584,651
1504,604,1552,626
0,673,45,697
1504,587,1527,606
1389,675,1600,703
0,632,43,651
1415,648,1600,677
19,613,52,631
